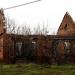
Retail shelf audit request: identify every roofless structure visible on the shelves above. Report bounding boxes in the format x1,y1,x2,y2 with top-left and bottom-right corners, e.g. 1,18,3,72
0,9,75,64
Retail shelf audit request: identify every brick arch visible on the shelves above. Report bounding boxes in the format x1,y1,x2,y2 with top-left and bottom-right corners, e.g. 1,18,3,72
52,40,71,64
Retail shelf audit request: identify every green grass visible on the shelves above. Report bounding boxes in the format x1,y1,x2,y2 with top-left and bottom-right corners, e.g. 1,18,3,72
0,63,75,75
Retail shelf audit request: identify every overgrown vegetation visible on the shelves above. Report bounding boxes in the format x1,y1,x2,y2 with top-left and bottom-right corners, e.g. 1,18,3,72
0,63,75,75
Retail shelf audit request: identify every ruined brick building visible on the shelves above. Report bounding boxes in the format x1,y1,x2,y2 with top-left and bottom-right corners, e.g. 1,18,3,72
0,9,75,64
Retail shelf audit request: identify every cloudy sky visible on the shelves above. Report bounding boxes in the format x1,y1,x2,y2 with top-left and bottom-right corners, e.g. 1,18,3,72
0,0,75,34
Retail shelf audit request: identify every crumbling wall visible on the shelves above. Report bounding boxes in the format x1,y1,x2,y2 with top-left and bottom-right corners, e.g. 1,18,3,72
3,34,15,63
36,35,53,64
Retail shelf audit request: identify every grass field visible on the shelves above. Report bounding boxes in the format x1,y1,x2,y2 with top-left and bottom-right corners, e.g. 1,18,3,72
0,63,75,75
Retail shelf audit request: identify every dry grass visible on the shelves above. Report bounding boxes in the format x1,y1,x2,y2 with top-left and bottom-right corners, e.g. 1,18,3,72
0,63,75,75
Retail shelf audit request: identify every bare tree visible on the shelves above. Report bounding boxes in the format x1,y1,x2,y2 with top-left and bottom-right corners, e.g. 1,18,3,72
16,26,21,35
6,17,32,35
33,24,49,35
21,25,31,35
6,17,49,35
41,24,49,35
33,24,42,35
5,17,16,34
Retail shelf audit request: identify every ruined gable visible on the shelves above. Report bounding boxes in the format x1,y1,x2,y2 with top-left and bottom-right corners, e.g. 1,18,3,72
57,12,75,36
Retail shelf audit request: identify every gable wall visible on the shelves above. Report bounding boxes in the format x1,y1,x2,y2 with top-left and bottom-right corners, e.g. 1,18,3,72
57,12,75,36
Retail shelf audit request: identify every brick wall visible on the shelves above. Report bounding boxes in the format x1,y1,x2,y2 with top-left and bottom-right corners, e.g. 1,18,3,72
57,12,75,36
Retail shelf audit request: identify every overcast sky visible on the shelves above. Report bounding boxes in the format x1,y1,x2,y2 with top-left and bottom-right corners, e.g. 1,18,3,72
0,0,75,34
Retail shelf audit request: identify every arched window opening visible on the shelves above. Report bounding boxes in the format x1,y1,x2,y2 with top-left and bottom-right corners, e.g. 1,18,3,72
64,41,71,54
16,42,22,57
64,24,67,30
